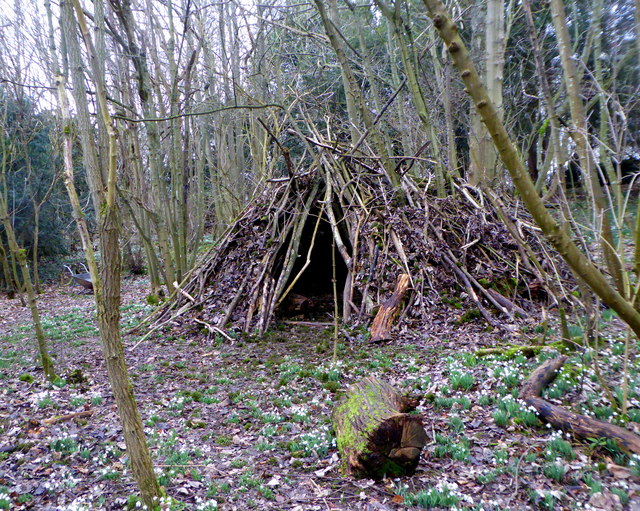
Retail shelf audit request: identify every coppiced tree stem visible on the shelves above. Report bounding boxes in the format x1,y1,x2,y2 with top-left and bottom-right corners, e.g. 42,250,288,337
64,2,162,507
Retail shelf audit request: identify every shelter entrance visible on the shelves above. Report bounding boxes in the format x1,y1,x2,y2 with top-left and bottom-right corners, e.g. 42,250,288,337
277,208,349,318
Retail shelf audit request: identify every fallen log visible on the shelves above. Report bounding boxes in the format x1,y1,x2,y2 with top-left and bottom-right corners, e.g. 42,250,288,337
520,356,640,454
333,376,427,478
370,274,411,342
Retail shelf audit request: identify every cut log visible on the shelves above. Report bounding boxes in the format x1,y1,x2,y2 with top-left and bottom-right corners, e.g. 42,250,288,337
370,273,411,342
520,357,640,454
333,376,427,478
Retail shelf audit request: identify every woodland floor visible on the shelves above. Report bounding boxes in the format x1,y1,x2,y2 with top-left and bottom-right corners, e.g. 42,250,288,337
1,277,640,510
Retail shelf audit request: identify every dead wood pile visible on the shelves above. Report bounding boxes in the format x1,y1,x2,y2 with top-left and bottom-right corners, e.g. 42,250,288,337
149,151,573,338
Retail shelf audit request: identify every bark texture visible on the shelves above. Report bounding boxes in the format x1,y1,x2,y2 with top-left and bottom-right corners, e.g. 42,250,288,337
64,2,162,506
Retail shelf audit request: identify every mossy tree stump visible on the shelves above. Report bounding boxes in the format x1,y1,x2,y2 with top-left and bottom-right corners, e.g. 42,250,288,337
333,376,427,478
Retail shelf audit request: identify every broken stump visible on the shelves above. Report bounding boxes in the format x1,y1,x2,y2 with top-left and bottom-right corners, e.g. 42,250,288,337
332,376,427,478
370,273,411,342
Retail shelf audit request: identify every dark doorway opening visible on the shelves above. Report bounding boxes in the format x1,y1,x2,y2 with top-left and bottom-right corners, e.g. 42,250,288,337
277,207,349,319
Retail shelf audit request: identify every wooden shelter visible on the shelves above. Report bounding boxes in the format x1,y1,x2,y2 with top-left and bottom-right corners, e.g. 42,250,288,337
151,146,567,338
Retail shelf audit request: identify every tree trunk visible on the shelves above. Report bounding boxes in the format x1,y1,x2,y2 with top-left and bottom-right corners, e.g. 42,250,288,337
521,0,564,194
549,0,624,296
0,95,54,380
0,244,18,297
61,2,162,507
375,0,446,196
0,215,55,381
313,0,403,197
333,376,427,478
112,0,176,293
483,0,505,185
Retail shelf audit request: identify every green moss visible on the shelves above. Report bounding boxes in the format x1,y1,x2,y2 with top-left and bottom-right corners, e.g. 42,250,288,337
457,309,481,324
335,393,371,456
146,294,160,306
334,381,416,478
324,381,340,392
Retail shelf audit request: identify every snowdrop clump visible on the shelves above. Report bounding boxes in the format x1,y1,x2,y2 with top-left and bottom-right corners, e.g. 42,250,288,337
40,464,83,493
194,496,219,510
396,480,474,509
168,395,186,411
0,489,10,509
59,496,95,511
49,431,79,454
289,404,309,422
630,453,640,476
296,424,335,458
29,390,53,408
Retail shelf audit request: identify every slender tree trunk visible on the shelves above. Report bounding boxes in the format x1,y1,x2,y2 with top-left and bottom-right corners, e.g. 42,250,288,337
521,0,564,194
356,24,394,162
483,0,505,184
0,212,55,380
467,0,486,186
57,2,162,507
0,99,51,376
443,59,459,180
31,202,41,293
375,0,446,195
113,0,176,293
385,23,413,158
549,0,624,296
0,245,18,297
313,0,403,196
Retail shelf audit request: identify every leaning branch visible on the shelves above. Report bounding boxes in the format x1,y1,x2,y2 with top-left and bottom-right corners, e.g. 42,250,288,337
421,0,640,339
